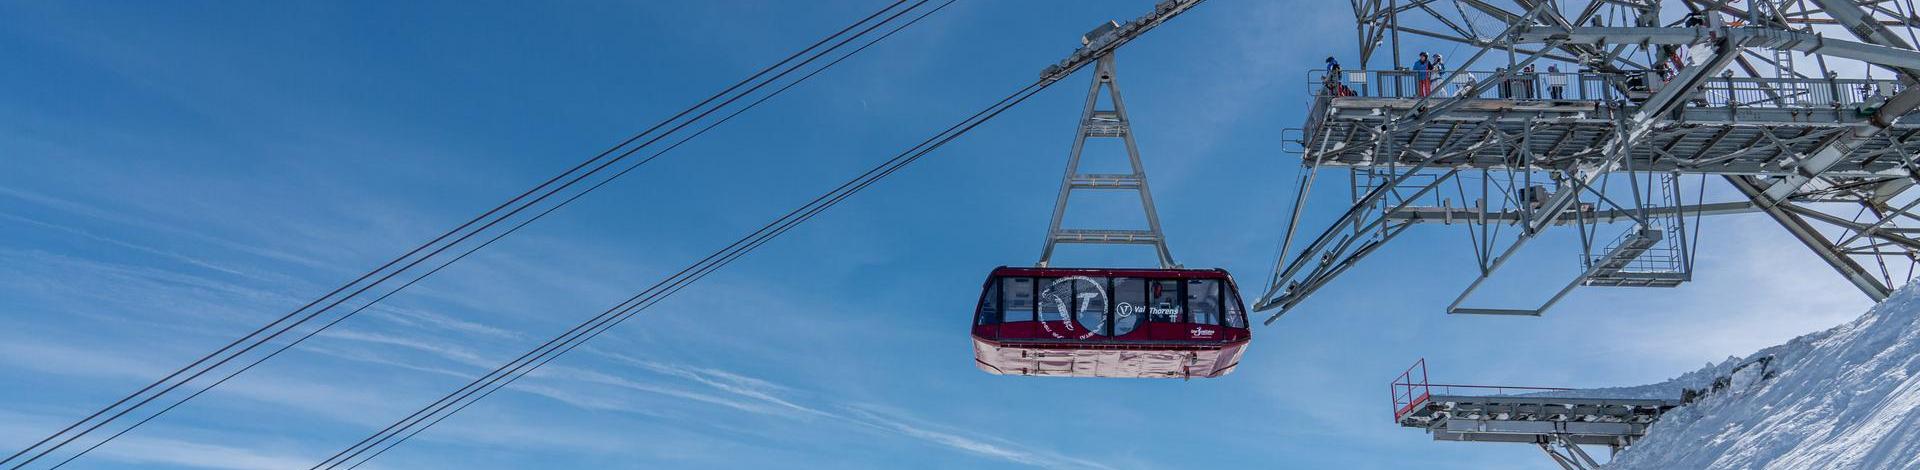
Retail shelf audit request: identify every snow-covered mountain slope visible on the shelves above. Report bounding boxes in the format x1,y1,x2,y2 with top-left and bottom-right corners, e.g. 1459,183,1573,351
1603,283,1920,469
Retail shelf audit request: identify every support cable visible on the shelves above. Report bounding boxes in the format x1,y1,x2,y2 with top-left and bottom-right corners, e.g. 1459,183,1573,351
318,79,1046,470
6,2,931,468
315,2,1209,467
43,5,961,470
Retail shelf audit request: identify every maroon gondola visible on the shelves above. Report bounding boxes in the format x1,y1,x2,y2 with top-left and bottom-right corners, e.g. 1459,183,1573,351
971,266,1251,379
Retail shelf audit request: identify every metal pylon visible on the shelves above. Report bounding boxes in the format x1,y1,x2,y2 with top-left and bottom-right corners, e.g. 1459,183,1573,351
1258,0,1920,318
1037,52,1178,269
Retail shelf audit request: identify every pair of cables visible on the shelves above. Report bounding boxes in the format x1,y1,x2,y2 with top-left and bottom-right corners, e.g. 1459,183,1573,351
6,1,949,468
321,73,1039,470
313,2,1209,468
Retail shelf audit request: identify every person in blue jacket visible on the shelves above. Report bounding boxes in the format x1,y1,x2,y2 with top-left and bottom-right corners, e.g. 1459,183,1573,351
1413,52,1432,97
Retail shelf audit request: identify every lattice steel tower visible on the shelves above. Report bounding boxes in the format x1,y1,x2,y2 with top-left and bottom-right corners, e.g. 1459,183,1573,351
1038,28,1178,269
1261,0,1920,322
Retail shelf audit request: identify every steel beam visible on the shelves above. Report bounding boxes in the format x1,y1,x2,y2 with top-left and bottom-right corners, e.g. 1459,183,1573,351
1447,43,1735,315
1764,128,1877,201
1380,201,1760,224
1810,0,1920,126
1726,174,1894,301
1263,0,1920,316
1512,26,1920,72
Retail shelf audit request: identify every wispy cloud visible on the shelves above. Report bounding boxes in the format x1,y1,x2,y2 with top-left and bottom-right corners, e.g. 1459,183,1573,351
841,404,1119,470
0,336,402,427
0,211,248,277
503,381,675,420
331,329,1118,468
570,352,1116,469
93,436,314,470
301,344,479,381
316,328,498,369
0,185,332,271
0,336,160,380
529,365,793,418
366,304,521,341
0,410,317,470
589,349,828,418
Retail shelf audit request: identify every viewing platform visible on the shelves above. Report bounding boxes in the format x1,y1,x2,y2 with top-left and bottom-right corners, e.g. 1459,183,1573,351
1390,360,1681,468
1302,69,1919,179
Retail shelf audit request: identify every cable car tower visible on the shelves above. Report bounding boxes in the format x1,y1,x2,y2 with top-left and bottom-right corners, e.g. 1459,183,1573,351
1259,0,1920,322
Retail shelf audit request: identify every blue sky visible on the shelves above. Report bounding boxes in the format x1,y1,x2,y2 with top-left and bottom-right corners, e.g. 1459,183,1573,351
0,1,1881,469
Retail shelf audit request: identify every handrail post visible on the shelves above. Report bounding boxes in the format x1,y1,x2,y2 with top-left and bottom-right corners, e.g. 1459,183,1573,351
1725,73,1738,115
1828,71,1843,108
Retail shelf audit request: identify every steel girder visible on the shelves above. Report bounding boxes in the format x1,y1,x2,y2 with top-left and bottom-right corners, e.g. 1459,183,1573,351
1264,0,1920,317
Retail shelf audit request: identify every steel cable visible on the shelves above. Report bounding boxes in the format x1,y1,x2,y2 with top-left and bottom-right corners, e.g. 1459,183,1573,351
8,2,926,468
322,78,1044,470
317,2,1209,463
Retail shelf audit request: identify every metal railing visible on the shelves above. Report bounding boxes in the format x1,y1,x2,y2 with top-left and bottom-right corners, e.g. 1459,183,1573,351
1390,358,1573,422
1309,68,1903,110
1696,74,1904,109
1390,359,1431,421
1593,245,1686,275
1585,227,1686,276
1311,68,1616,102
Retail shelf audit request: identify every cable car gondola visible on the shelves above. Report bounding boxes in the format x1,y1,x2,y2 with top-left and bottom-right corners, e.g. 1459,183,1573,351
971,26,1250,379
971,266,1251,378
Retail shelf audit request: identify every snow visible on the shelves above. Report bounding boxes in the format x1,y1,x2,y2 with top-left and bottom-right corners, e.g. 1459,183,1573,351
1600,282,1920,469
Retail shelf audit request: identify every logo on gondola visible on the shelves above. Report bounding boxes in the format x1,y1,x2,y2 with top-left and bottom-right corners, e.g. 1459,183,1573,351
1190,327,1215,338
1039,276,1107,340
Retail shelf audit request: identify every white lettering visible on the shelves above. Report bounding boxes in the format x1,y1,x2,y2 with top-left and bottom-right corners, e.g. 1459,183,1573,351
1037,276,1108,340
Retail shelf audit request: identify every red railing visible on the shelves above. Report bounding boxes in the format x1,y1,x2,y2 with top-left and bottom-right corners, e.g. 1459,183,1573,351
1389,358,1573,422
1390,359,1431,421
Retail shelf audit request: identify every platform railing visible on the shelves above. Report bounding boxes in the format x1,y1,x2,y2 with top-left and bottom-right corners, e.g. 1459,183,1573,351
1390,358,1573,422
1582,225,1684,275
1588,244,1687,275
1308,68,1901,110
1390,358,1431,421
1697,75,1904,109
1310,69,1617,102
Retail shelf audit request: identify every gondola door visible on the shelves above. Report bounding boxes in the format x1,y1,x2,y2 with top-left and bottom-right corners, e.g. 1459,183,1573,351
1108,277,1150,340
1143,276,1228,342
1144,278,1185,341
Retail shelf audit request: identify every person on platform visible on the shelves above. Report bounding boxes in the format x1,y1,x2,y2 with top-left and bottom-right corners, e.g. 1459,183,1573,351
1323,57,1355,97
1521,63,1538,99
1547,63,1566,100
1413,52,1432,97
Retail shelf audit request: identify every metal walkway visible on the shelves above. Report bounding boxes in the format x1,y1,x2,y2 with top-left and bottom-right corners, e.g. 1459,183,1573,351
1391,360,1680,470
1303,72,1919,178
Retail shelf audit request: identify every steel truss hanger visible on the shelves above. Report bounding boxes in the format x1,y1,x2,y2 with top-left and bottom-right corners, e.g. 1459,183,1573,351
1038,48,1179,269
